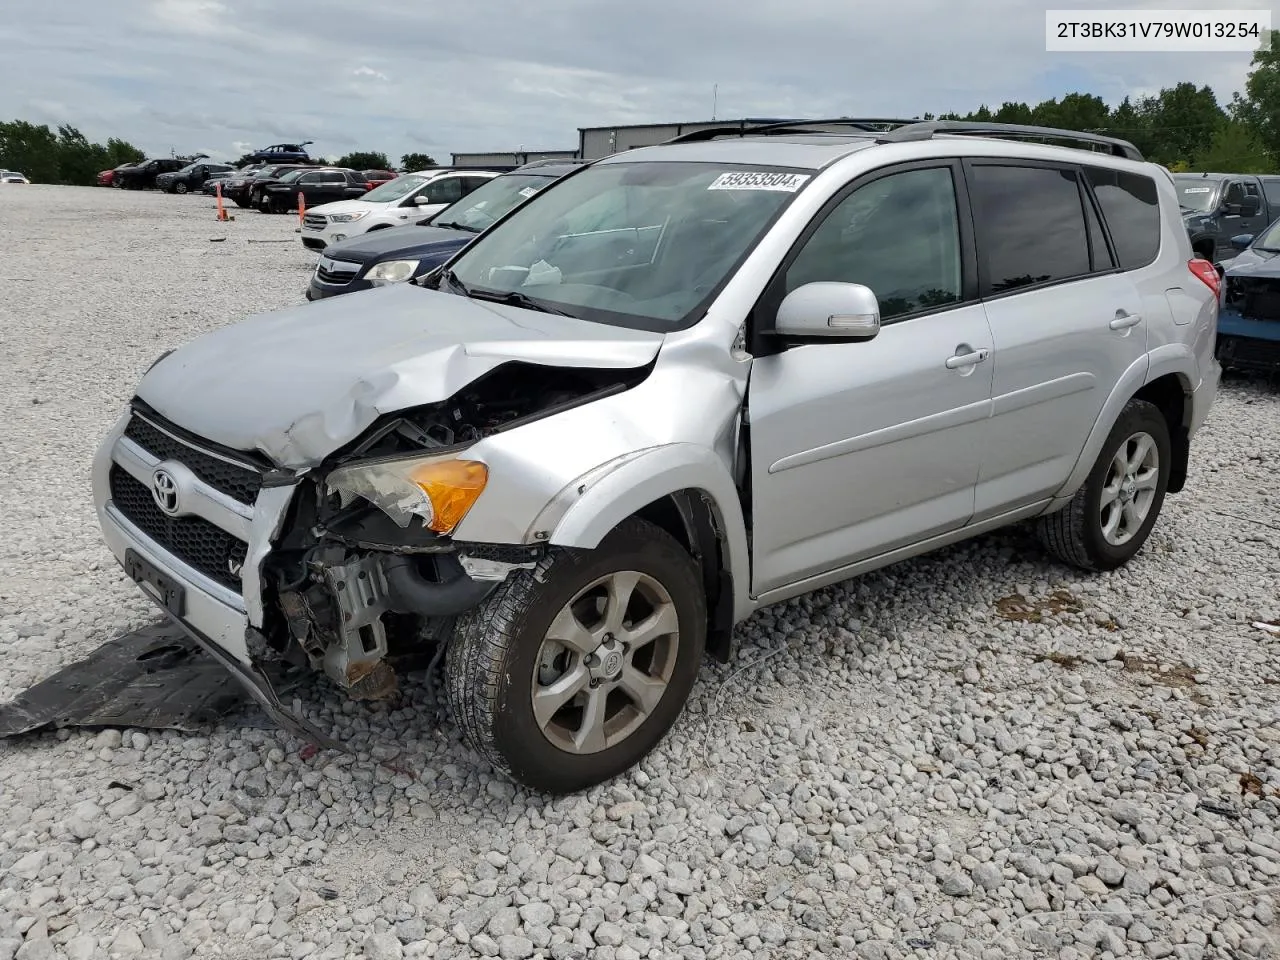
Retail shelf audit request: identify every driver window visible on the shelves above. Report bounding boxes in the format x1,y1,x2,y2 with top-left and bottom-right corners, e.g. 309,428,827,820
784,166,962,321
425,178,464,204
1225,181,1245,206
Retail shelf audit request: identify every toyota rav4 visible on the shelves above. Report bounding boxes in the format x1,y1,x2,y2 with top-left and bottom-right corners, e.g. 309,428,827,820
93,119,1220,793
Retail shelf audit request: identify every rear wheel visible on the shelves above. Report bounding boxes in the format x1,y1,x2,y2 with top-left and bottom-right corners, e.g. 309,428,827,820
1038,398,1171,572
446,518,706,793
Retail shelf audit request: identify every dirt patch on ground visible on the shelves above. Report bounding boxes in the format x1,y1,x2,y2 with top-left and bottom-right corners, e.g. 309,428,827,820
995,589,1085,623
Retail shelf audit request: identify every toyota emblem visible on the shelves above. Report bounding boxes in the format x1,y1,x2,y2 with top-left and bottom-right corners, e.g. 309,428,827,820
151,467,180,515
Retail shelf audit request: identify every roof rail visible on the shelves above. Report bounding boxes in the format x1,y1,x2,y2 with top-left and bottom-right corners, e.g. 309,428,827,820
663,118,920,145
875,121,1144,161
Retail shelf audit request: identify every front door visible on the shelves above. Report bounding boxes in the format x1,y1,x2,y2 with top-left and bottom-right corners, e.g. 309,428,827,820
748,162,995,595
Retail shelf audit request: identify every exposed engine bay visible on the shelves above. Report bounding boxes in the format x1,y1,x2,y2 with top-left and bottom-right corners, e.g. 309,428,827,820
257,361,649,700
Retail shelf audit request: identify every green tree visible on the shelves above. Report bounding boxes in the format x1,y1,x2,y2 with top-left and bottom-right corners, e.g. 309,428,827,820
334,150,391,170
0,120,60,182
1231,29,1280,163
105,137,144,167
1190,119,1272,173
1137,83,1224,166
400,152,437,170
56,125,110,185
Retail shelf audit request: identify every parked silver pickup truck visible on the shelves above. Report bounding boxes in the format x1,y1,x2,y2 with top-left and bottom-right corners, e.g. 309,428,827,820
94,120,1219,792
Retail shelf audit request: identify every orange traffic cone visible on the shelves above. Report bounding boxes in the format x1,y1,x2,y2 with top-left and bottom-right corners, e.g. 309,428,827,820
297,191,305,228
215,181,228,221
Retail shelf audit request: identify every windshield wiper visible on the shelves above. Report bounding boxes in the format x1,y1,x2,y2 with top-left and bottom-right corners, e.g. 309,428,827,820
431,220,481,234
439,268,471,297
470,288,577,317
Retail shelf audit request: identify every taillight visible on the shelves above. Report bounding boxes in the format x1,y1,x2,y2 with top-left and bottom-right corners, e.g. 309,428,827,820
1188,258,1220,297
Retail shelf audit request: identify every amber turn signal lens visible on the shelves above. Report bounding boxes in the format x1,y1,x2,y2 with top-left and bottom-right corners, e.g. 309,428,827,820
410,460,489,533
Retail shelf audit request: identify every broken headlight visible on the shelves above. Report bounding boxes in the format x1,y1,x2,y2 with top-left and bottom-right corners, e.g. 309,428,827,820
367,259,420,284
326,456,488,532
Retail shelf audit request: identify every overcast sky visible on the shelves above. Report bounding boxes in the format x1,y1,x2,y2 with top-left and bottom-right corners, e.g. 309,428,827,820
0,0,1270,164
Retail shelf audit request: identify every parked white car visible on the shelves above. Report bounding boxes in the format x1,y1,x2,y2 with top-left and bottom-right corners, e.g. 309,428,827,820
1,170,30,184
300,169,499,250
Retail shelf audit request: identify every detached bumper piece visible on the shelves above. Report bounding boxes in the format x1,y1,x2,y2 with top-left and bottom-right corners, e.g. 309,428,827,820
0,620,335,748
0,622,251,737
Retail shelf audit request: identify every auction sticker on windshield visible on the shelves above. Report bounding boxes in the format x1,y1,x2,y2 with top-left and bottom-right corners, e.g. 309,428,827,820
1184,187,1212,193
708,172,810,192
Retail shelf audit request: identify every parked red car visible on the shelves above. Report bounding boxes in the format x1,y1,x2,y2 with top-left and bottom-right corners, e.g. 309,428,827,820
361,169,398,191
98,163,138,187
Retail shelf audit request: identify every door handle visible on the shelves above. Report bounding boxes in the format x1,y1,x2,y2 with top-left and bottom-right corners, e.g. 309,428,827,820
945,347,990,369
1109,311,1142,330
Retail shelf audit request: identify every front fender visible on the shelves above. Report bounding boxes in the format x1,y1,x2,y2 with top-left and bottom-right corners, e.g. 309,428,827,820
538,443,752,621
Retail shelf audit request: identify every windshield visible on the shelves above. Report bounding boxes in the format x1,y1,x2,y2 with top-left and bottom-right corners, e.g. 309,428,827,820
445,161,810,331
1251,217,1280,251
1176,179,1220,213
277,170,305,183
176,163,199,174
432,174,554,232
365,174,429,202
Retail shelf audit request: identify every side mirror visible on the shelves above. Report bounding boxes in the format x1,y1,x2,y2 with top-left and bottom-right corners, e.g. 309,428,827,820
1241,196,1262,217
775,282,881,339
414,195,432,205
1230,233,1255,251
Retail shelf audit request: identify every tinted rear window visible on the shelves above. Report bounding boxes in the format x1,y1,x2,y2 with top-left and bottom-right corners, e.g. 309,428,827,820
1263,179,1280,208
1084,167,1160,270
968,164,1090,295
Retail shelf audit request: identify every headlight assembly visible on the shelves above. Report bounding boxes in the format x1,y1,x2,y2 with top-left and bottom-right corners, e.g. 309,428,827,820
367,259,420,284
326,456,488,533
328,211,367,223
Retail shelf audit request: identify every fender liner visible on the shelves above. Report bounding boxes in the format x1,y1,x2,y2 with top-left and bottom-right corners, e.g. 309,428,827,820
538,443,753,626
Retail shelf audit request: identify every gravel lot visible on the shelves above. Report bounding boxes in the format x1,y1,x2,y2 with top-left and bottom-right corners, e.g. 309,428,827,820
2,184,1280,960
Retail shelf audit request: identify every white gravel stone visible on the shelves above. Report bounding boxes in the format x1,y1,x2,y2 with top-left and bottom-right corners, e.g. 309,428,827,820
3,185,1280,959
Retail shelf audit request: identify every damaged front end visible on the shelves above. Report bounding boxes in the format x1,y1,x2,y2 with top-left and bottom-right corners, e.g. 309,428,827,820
1219,271,1280,372
247,361,646,701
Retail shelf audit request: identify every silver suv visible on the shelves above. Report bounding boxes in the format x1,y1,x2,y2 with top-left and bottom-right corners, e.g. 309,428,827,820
93,120,1221,793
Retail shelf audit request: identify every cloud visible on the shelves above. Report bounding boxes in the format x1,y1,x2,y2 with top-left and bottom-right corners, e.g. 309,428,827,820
0,0,1270,164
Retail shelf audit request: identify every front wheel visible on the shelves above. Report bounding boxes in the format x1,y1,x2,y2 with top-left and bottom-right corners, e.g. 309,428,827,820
446,518,706,793
1037,398,1171,571
175,182,188,194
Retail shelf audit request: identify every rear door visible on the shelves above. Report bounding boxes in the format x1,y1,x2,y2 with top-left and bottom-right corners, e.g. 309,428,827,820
970,161,1148,518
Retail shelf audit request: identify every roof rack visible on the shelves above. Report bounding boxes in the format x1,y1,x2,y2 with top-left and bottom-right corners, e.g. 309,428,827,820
664,118,920,145
661,117,1144,161
874,121,1143,161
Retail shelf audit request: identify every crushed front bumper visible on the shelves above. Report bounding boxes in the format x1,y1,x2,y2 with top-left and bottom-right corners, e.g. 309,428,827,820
91,409,337,746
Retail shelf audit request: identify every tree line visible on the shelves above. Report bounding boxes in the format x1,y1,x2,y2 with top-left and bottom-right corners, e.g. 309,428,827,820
4,34,1278,184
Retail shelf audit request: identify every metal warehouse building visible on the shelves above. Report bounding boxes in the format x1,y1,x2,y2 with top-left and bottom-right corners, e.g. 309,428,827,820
450,118,804,167
450,149,580,169
576,118,800,159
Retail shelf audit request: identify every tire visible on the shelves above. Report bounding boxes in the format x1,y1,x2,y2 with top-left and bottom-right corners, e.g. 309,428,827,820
446,517,706,793
175,182,188,194
233,199,249,209
1037,398,1171,572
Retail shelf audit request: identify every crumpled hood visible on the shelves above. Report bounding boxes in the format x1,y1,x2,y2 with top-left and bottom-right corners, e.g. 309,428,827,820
1222,246,1280,277
320,225,471,265
137,284,664,468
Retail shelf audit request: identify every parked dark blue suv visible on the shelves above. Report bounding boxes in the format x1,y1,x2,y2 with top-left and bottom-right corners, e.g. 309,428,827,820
304,159,587,301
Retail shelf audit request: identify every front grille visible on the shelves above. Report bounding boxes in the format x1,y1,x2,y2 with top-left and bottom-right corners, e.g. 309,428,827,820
316,260,360,285
304,214,327,230
124,415,262,505
1225,277,1280,322
110,467,247,591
